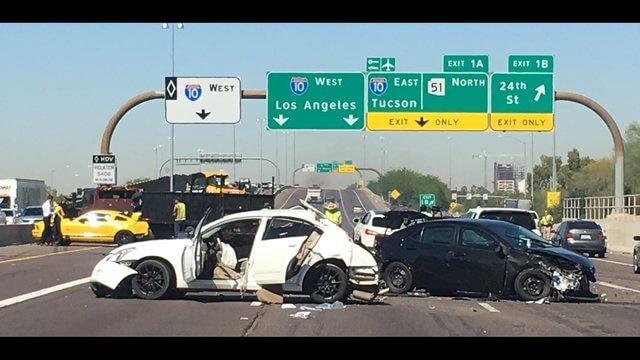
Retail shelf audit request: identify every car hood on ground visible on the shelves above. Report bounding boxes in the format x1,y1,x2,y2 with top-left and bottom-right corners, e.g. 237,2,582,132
529,246,594,271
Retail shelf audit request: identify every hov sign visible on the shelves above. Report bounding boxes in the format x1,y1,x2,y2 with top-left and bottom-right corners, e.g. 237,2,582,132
92,154,116,185
165,77,241,124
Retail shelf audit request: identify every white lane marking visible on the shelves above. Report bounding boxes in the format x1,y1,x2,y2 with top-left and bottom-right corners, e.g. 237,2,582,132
278,188,302,209
351,189,368,212
0,247,97,265
0,277,91,309
596,281,640,294
592,258,633,267
478,302,500,313
337,190,353,229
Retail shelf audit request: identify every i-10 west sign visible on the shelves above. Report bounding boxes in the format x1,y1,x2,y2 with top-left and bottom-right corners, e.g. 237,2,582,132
366,72,488,131
267,72,365,130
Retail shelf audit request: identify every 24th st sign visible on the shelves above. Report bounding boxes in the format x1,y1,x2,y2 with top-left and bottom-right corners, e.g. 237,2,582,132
267,72,365,130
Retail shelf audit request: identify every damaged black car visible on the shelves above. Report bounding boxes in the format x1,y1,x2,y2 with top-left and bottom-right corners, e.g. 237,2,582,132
377,218,598,302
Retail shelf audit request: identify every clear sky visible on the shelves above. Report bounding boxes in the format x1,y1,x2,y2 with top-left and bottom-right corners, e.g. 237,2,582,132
1,23,639,193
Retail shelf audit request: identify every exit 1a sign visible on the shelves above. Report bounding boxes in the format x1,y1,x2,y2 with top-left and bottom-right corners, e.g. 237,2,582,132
267,72,365,130
443,55,489,73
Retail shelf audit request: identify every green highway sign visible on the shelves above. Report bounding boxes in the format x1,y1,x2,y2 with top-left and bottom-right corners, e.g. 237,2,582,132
508,55,554,73
332,161,339,172
316,163,333,173
420,193,436,207
366,72,488,131
267,72,365,130
443,55,489,73
366,57,396,72
345,160,353,165
490,72,554,131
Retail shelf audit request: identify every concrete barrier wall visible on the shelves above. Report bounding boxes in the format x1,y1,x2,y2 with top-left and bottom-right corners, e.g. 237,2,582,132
598,215,640,254
0,224,35,247
360,187,390,211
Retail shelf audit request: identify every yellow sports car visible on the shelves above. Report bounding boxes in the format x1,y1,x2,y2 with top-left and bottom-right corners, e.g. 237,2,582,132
32,210,151,246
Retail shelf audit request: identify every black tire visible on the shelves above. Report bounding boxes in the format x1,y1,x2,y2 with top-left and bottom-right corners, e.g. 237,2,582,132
306,263,348,304
634,250,640,274
115,231,135,246
131,259,172,300
184,226,195,237
146,229,155,240
90,282,111,298
514,268,552,301
598,251,606,258
383,261,413,294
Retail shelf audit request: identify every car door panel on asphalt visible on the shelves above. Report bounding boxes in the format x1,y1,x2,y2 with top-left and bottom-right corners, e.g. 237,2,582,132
450,226,506,294
416,225,456,291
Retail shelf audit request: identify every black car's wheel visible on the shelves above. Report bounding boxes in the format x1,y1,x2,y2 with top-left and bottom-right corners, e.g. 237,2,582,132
90,282,111,298
384,261,413,294
514,268,551,301
131,259,172,300
306,263,348,304
115,231,135,246
598,251,606,258
634,250,640,274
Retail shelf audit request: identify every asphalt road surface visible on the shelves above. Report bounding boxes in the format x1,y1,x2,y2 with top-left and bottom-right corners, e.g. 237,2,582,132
2,187,640,336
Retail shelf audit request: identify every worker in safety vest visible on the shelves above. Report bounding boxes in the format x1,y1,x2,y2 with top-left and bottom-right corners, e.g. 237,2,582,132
173,199,187,238
324,202,342,226
539,209,555,240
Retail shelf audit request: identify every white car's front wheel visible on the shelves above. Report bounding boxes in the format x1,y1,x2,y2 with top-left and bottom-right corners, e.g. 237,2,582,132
306,263,348,304
131,260,172,300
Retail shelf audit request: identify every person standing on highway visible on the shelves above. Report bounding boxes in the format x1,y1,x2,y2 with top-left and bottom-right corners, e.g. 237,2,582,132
539,209,555,240
324,202,342,226
173,199,187,238
39,195,55,245
52,200,66,245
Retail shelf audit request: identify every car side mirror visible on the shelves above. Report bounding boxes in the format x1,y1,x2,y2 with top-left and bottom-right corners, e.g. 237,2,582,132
353,218,359,223
634,236,640,241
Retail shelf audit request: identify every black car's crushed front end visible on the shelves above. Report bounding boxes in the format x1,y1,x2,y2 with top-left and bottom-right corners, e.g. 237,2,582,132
538,259,599,302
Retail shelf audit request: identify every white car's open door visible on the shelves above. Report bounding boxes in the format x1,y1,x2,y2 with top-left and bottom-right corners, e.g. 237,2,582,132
182,208,210,283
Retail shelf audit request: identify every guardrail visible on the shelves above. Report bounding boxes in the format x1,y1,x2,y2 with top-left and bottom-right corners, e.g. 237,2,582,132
563,194,640,220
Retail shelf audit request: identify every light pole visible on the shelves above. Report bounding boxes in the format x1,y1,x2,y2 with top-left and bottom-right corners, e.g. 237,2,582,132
447,136,452,189
162,22,184,192
284,131,289,185
196,148,203,172
154,145,164,178
471,151,488,190
531,133,534,203
362,133,367,168
380,136,385,173
232,122,238,182
257,118,264,183
551,128,557,191
293,131,297,179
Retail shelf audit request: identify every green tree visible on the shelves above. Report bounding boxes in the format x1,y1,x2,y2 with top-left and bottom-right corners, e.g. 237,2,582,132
624,122,640,194
368,168,450,209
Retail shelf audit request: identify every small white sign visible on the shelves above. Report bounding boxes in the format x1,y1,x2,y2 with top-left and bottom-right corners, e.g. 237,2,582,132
466,193,472,200
165,77,241,124
302,164,316,172
427,78,446,96
452,193,457,201
482,193,489,201
92,155,116,185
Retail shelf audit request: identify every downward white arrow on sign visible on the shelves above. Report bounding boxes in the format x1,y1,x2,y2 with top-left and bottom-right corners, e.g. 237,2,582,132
534,85,546,102
343,114,359,126
273,114,289,126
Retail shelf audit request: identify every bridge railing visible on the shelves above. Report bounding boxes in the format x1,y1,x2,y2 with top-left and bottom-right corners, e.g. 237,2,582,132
563,194,640,220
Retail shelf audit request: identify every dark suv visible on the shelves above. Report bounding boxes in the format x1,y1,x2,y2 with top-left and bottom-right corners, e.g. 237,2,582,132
552,220,607,258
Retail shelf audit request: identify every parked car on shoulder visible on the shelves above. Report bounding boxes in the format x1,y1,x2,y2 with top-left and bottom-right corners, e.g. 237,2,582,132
12,206,43,224
89,200,380,303
552,220,607,258
378,218,598,302
633,235,640,274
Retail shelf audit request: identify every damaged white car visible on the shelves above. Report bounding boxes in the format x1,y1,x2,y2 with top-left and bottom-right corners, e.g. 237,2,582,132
90,201,380,303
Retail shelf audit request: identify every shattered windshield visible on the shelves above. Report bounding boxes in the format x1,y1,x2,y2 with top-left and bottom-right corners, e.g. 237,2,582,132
503,224,554,249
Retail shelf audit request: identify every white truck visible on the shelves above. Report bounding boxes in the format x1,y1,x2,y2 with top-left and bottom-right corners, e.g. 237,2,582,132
305,186,323,204
0,179,47,223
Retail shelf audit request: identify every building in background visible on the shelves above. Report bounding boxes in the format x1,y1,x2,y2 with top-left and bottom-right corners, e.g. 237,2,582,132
494,163,516,193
